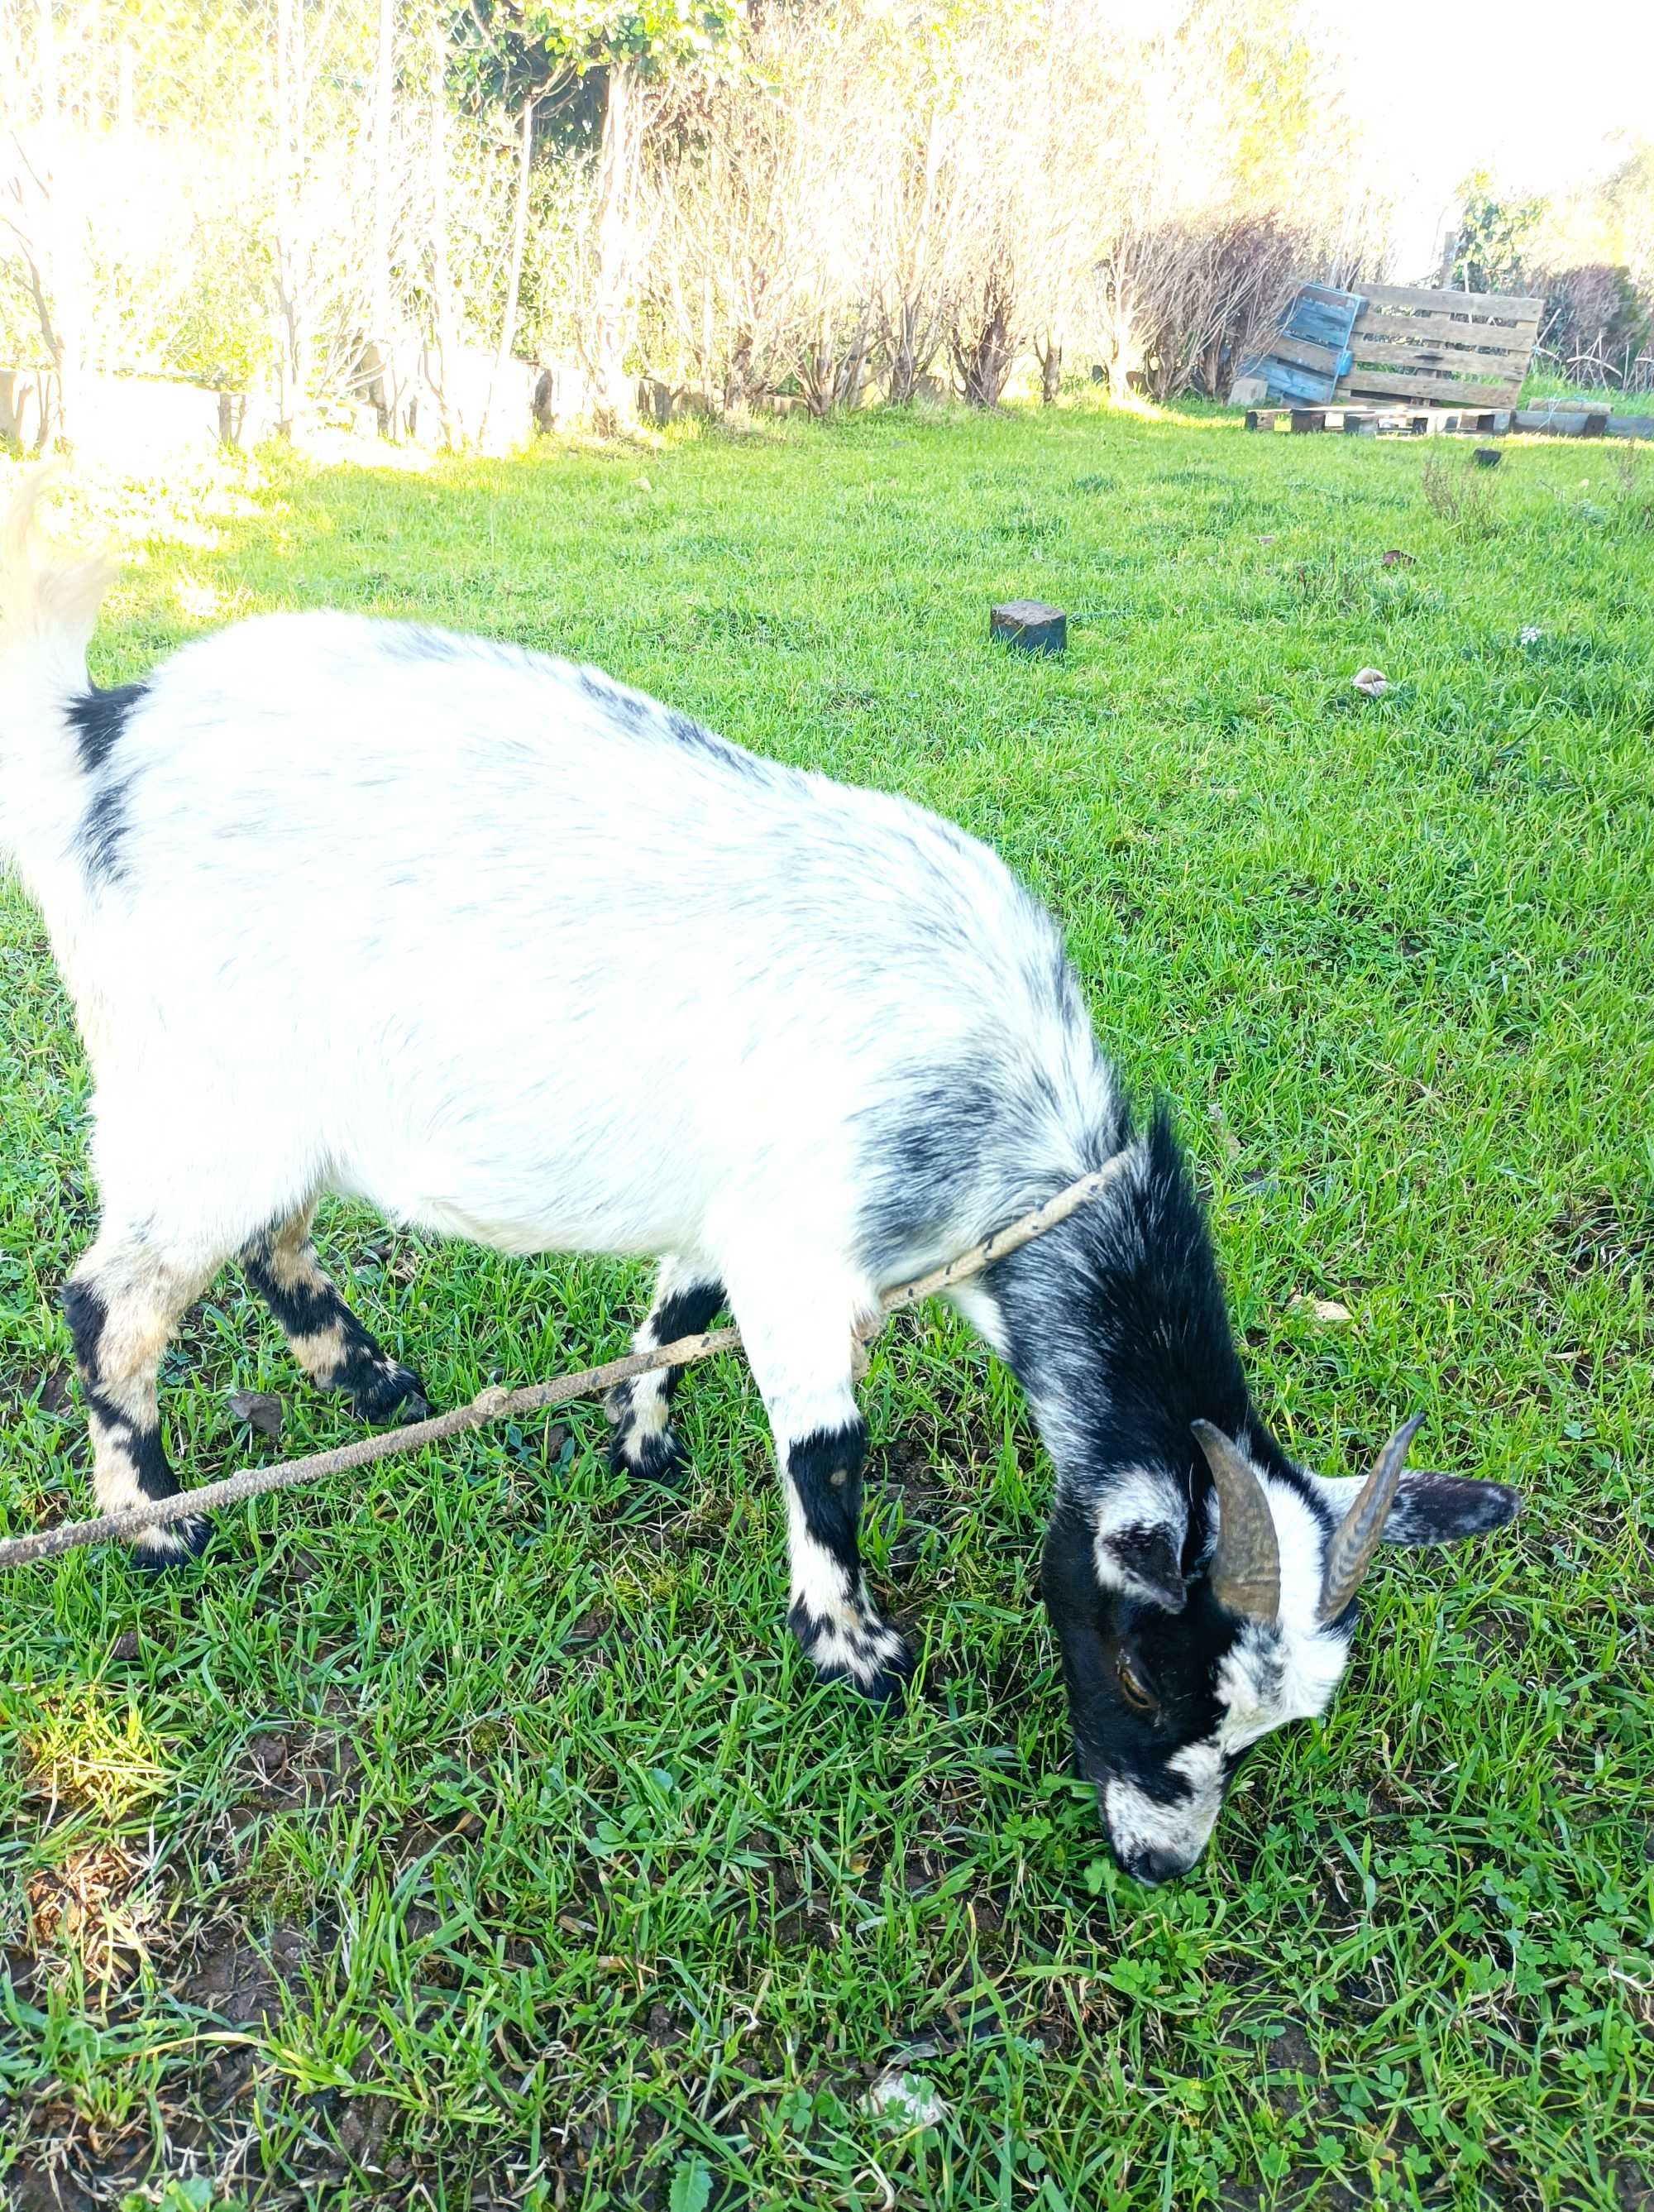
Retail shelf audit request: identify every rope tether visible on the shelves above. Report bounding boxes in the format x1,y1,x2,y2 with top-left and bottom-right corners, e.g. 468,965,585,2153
0,1156,1131,1573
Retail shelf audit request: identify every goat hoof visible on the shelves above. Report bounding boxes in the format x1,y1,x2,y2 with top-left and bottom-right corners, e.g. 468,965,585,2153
608,1425,690,1487
790,1605,914,1706
351,1362,430,1426
132,1514,213,1571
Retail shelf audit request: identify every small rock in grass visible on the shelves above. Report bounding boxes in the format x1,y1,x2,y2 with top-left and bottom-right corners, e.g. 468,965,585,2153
227,1388,284,1441
1350,667,1388,697
1380,548,1416,568
864,2069,949,2128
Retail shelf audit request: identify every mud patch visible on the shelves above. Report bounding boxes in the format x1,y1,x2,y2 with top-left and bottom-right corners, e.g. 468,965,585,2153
181,1920,308,2025
237,1723,364,1811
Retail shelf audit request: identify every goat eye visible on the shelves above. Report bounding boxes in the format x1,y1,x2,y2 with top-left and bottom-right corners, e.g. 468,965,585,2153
1116,1654,1157,1713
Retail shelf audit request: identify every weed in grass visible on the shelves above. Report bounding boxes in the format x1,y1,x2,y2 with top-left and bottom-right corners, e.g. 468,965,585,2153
0,403,1651,2208
1420,449,1502,539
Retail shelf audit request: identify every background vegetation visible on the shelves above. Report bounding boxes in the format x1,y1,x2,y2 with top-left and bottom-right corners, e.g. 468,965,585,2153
1,401,1650,2206
0,0,1405,446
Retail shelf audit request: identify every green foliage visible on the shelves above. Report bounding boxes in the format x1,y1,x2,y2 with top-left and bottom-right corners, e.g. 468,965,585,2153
462,0,747,89
1452,170,1546,293
1,401,1649,2206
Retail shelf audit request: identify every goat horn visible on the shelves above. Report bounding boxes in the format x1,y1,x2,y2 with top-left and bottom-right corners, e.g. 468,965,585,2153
1316,1412,1425,1624
1193,1420,1280,1625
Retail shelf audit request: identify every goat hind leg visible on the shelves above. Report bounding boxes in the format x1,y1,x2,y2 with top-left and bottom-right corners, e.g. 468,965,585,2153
243,1205,428,1424
64,1231,220,1568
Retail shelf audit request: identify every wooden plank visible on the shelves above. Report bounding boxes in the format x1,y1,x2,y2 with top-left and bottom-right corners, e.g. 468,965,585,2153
1259,356,1345,403
1268,333,1341,374
1348,336,1532,379
1343,368,1514,405
1283,288,1362,353
1359,280,1544,320
1289,409,1327,432
1605,414,1654,438
1354,305,1540,352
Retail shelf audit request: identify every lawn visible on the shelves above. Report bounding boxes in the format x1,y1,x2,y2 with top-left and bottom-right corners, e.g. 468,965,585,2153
2,402,1651,2211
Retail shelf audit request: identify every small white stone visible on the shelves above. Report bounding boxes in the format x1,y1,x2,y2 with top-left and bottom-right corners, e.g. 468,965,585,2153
1519,625,1543,646
1350,668,1388,697
864,2070,949,2128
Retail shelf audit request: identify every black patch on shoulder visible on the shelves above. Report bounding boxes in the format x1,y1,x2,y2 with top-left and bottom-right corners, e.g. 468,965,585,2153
995,1101,1301,1506
66,682,147,774
852,1070,1008,1267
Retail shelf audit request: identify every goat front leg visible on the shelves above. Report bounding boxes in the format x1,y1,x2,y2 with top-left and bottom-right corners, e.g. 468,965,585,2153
606,1255,725,1483
64,1230,220,1567
731,1269,911,1704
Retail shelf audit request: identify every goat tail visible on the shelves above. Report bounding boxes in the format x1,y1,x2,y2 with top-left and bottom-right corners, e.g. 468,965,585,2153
1,467,117,872
1,466,114,693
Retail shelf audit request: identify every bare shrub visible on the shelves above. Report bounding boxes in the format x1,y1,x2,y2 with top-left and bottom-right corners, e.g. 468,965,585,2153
1532,263,1653,394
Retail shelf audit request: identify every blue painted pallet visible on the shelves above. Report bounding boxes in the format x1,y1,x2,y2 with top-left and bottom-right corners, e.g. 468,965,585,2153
1240,284,1365,404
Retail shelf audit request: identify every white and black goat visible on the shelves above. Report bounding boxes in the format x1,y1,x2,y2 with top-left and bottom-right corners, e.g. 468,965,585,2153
0,476,1519,1882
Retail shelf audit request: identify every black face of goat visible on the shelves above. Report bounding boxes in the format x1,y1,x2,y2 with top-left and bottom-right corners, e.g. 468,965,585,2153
1040,1418,1522,1883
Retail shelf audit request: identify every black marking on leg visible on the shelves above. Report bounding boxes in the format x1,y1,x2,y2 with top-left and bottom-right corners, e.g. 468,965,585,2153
63,1278,109,1384
786,1599,915,1706
242,1246,342,1341
611,1426,691,1486
349,1358,430,1426
606,1277,724,1482
84,1390,211,1566
786,1421,867,1558
243,1238,428,1421
652,1281,726,1358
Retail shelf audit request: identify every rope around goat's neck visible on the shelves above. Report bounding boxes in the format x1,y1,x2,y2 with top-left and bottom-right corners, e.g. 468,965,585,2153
0,1155,1131,1572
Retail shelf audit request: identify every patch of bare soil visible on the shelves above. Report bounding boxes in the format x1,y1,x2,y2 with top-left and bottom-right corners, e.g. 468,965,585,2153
179,1920,308,2025
235,1721,364,1812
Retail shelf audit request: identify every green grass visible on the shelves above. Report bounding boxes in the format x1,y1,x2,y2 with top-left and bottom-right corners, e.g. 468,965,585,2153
2,403,1652,2210
1518,370,1654,418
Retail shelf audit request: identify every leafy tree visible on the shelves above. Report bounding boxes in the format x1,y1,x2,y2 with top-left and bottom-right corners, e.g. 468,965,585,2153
465,0,747,425
1451,170,1545,293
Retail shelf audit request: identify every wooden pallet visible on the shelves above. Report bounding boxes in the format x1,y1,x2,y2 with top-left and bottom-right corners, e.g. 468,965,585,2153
1245,400,1654,439
1242,281,1543,412
1341,283,1541,408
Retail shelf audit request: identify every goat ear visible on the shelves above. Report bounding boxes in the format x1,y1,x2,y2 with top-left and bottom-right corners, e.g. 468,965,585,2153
1316,1469,1521,1549
1092,1478,1188,1612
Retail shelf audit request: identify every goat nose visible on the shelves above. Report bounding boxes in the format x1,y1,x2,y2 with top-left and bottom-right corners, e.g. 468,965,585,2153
1124,1842,1194,1888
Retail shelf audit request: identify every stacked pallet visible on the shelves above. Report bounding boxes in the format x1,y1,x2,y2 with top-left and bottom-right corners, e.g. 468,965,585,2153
1239,282,1542,412
1341,284,1541,408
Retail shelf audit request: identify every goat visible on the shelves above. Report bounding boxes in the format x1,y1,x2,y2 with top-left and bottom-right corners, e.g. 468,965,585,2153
0,473,1520,1882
